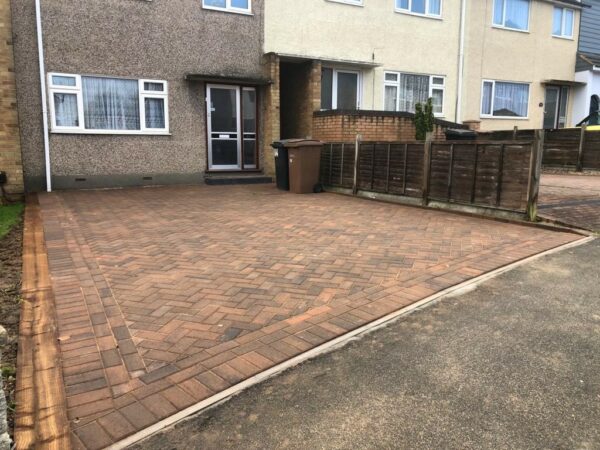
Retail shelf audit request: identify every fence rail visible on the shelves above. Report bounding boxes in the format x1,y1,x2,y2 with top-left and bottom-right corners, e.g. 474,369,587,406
320,134,544,220
478,126,600,171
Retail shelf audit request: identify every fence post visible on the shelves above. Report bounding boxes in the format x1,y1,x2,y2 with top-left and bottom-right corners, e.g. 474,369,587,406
526,129,545,222
352,134,361,195
512,126,518,140
576,124,587,172
422,132,433,206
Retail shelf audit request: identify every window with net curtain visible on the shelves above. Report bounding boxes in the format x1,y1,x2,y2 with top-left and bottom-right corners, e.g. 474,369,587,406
396,0,441,16
50,74,168,132
493,0,530,30
481,81,529,117
384,73,444,115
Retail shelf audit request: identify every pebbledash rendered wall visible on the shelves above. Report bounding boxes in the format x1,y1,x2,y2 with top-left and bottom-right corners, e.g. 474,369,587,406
11,0,265,191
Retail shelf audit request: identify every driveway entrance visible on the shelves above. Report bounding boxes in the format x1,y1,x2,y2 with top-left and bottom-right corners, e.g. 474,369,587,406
539,174,600,232
30,185,579,449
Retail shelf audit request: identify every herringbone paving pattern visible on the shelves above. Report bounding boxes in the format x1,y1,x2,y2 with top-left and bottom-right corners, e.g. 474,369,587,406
37,185,579,449
539,174,600,232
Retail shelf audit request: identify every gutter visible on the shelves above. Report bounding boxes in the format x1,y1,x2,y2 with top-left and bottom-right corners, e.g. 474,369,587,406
455,0,466,123
35,0,52,192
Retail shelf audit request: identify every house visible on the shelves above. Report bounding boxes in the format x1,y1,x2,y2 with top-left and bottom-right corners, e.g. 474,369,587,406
462,0,583,131
573,0,600,125
263,0,584,141
2,0,587,192
11,0,267,191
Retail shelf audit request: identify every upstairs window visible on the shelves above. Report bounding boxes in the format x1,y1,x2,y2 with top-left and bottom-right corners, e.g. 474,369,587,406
395,0,441,17
384,72,445,116
553,7,574,38
48,73,169,134
202,0,251,14
493,0,530,31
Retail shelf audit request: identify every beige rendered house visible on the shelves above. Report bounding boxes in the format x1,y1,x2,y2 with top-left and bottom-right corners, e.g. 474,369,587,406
263,0,584,145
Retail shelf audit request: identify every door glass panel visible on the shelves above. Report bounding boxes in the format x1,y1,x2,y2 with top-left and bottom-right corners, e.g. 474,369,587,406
212,140,239,166
544,87,559,129
242,89,256,133
558,87,569,128
210,88,237,132
243,140,256,167
337,72,358,110
242,88,257,167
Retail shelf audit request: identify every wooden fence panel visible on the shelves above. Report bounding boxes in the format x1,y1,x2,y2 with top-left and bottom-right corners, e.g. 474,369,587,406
480,128,600,170
321,138,534,215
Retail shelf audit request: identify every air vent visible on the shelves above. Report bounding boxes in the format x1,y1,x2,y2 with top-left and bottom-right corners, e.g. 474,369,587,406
75,178,86,182
143,176,153,181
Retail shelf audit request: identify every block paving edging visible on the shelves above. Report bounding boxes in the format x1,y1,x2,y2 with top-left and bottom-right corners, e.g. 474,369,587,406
17,186,582,450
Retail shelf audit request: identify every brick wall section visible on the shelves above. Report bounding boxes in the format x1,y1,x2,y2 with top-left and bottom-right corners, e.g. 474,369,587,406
312,111,457,142
0,0,23,197
262,54,280,176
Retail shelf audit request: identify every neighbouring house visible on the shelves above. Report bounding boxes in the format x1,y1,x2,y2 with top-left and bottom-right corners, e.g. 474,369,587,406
262,0,465,151
0,0,23,197
462,0,584,131
263,0,584,141
573,0,600,125
12,0,267,191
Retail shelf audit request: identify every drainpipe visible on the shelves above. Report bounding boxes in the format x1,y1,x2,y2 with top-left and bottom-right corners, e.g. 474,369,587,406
35,0,52,192
455,0,467,124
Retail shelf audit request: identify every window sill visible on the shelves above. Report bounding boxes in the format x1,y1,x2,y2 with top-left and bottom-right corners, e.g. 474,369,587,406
394,9,442,20
202,6,253,15
491,25,529,34
480,116,529,120
51,129,172,136
326,0,364,7
552,34,574,41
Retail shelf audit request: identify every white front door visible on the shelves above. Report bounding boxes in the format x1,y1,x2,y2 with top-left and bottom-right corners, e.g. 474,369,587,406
207,84,258,170
207,84,242,170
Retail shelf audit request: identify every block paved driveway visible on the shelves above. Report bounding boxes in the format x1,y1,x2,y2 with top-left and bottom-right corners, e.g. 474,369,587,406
37,185,579,449
539,174,600,232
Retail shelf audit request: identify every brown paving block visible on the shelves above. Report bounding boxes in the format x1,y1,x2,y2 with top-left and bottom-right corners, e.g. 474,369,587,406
97,411,137,441
73,422,114,450
212,363,246,385
195,371,230,392
161,386,196,409
179,378,213,401
119,401,157,429
140,393,178,419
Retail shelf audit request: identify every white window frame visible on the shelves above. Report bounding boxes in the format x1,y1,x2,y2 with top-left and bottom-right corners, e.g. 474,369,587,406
480,79,530,120
48,73,170,135
323,68,362,110
383,71,446,117
48,73,84,132
492,0,530,32
139,79,169,133
395,0,442,19
202,0,252,15
552,7,574,39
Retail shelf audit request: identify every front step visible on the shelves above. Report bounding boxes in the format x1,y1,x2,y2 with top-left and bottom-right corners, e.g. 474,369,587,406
204,173,273,186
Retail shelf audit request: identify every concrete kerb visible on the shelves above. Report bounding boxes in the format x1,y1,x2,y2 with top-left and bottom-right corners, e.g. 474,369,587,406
108,235,595,450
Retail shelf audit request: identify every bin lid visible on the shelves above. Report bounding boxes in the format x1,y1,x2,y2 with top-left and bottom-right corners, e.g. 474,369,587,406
272,139,324,148
445,128,477,137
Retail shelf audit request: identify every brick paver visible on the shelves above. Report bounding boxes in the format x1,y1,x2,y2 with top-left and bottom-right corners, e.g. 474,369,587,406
539,174,600,232
36,185,579,449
